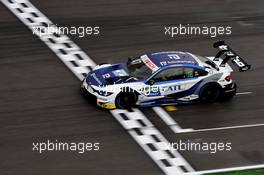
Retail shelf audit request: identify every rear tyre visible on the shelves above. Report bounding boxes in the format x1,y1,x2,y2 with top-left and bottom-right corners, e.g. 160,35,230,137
115,91,137,109
199,83,221,103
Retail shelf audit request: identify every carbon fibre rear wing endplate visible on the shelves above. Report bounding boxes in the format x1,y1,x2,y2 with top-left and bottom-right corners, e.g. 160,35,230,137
213,41,251,72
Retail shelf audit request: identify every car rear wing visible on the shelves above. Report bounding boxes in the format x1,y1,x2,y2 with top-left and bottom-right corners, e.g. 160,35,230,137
213,41,251,72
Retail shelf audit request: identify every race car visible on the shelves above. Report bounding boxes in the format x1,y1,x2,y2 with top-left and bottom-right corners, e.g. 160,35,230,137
80,41,251,109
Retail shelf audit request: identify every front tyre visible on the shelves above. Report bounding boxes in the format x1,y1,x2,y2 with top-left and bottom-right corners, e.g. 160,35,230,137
115,92,137,109
80,79,87,96
199,83,221,103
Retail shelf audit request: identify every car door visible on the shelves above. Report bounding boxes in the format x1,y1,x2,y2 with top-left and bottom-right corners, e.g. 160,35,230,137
150,66,203,97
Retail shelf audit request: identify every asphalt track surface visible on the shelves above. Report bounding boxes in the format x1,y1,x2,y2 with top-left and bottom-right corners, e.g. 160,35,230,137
1,0,264,174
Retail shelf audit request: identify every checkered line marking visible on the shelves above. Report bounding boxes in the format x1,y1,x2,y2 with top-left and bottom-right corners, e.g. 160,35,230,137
111,108,195,174
2,0,196,174
2,0,96,81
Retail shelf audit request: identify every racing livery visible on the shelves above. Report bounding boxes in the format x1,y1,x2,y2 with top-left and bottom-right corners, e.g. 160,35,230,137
81,41,251,109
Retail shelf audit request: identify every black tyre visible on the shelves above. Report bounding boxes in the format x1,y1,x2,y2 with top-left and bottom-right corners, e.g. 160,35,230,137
199,83,221,103
80,79,87,95
115,92,137,109
80,81,85,93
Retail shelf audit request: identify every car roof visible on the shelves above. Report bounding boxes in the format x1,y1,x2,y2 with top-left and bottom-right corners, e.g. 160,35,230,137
141,51,202,71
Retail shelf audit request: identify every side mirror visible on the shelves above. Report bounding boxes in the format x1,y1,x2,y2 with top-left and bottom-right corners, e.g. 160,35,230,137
147,79,155,85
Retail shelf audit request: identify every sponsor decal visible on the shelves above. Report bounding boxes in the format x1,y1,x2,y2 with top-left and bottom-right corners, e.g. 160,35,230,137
91,73,102,85
142,85,160,96
113,69,129,77
168,54,181,60
141,55,159,71
162,85,182,92
102,73,111,79
141,84,182,95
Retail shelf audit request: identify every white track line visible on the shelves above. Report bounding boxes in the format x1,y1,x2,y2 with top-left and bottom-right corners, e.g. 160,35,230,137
186,164,264,175
1,0,195,174
153,107,193,133
153,91,254,134
111,108,195,174
236,91,253,95
178,123,264,133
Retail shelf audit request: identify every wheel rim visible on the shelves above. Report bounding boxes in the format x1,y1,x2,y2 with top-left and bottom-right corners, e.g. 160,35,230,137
202,86,219,102
117,93,136,109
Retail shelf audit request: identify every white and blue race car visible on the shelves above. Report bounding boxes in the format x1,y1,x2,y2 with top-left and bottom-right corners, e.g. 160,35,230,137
81,41,251,109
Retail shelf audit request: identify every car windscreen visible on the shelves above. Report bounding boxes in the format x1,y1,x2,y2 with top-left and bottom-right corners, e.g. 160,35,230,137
127,58,153,80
